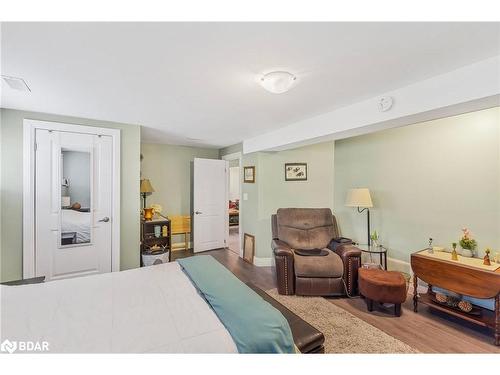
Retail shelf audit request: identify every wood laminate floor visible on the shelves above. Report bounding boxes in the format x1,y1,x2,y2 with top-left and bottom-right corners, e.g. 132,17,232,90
227,225,240,255
172,248,499,353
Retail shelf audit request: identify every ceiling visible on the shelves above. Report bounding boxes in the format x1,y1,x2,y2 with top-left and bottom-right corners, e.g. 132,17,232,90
1,22,499,148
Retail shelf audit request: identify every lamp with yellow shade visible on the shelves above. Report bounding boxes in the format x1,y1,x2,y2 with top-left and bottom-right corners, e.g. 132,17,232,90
346,188,373,247
140,179,155,209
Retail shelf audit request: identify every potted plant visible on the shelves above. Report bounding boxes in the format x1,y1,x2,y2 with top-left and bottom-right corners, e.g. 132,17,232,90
459,228,477,257
370,231,380,248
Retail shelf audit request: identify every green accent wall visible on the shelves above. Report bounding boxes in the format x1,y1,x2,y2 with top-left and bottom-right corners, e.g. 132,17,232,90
221,142,335,259
0,108,141,282
334,107,500,263
140,142,219,245
222,108,500,266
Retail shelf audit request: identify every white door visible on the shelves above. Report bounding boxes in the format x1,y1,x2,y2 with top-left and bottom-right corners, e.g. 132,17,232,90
35,129,113,281
193,158,228,252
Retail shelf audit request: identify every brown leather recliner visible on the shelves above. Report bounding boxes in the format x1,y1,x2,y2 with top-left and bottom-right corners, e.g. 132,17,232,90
271,208,362,296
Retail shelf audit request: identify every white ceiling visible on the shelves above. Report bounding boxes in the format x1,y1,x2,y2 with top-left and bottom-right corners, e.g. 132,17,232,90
2,22,499,148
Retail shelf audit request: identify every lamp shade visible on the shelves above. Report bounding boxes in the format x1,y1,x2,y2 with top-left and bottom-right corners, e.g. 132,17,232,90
140,179,155,193
345,188,373,208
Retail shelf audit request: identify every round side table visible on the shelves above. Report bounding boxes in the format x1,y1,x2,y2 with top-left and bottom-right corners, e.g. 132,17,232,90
358,244,388,270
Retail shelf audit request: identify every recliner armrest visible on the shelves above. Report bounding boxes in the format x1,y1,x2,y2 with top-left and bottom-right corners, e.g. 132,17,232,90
272,239,295,295
333,244,361,261
272,239,294,257
331,244,361,296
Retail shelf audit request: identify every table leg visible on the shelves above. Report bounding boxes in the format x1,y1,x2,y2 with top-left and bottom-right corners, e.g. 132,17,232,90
394,303,401,317
495,294,499,346
413,274,418,313
367,298,373,312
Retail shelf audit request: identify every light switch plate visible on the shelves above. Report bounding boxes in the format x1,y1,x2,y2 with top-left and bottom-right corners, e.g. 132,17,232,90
243,193,248,201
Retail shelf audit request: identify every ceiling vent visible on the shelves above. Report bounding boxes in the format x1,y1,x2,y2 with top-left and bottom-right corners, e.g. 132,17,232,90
1,75,31,92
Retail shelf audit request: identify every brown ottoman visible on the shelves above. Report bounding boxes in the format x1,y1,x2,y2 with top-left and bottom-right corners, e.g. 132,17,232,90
358,268,407,316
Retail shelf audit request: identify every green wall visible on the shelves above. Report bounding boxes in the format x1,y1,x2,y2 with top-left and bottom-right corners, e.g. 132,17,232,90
140,142,219,245
221,141,335,259
221,108,500,266
0,108,141,282
334,107,500,264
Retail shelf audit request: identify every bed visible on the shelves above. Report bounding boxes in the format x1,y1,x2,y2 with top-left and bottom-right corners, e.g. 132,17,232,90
0,256,303,353
61,209,91,243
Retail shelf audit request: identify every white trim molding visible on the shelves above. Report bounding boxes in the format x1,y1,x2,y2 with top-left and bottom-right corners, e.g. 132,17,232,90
23,119,121,278
222,151,244,258
386,256,429,294
386,256,411,275
253,256,273,267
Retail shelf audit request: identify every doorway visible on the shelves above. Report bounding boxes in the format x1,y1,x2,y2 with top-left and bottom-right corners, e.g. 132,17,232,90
23,120,121,281
222,152,242,256
192,158,228,252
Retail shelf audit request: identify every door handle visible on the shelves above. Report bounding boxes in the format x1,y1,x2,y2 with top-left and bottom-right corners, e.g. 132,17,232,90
195,211,203,215
99,217,110,222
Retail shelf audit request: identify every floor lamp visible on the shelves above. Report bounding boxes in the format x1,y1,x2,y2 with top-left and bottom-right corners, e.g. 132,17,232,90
140,179,155,209
346,188,373,246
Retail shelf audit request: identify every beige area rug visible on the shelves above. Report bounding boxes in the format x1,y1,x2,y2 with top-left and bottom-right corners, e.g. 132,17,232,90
266,289,419,353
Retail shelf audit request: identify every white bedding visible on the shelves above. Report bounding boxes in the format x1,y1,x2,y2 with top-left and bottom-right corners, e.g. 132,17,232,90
0,262,238,353
61,209,91,243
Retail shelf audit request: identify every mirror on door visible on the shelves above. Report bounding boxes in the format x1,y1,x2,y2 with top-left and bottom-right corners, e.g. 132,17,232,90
60,149,92,246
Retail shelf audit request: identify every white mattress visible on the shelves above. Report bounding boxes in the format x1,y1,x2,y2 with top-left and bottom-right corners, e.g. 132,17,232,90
0,262,238,353
61,209,91,243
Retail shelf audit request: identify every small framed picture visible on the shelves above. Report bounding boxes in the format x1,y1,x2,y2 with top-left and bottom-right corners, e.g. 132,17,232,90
244,166,255,183
285,163,307,181
243,233,255,264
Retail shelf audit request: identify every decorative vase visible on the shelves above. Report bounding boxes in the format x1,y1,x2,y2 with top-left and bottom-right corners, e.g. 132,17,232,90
461,248,473,258
154,225,161,238
143,207,154,221
483,248,491,266
451,243,458,260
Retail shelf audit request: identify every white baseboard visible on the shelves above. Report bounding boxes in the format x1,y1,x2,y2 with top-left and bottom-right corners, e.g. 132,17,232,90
387,256,411,274
387,256,429,293
253,257,273,267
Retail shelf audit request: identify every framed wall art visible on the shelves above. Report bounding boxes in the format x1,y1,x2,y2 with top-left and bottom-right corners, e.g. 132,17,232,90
285,163,307,181
243,166,255,183
243,233,255,264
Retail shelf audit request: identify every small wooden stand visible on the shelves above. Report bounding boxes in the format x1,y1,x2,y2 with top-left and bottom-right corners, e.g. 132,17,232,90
140,218,172,266
411,250,500,346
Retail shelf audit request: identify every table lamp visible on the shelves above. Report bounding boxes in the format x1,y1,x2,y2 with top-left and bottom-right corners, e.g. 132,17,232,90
346,188,373,246
140,179,155,209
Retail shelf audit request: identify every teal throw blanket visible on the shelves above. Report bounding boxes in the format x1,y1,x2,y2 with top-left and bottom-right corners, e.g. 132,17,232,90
177,255,295,353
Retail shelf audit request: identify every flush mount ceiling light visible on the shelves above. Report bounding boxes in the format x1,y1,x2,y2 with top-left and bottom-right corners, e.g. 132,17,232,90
259,71,296,94
1,75,31,92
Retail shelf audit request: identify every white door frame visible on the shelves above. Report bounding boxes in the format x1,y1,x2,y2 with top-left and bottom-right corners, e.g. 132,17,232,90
222,151,243,257
23,119,121,278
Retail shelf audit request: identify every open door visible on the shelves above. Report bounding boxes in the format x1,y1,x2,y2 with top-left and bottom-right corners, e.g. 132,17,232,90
193,158,228,252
